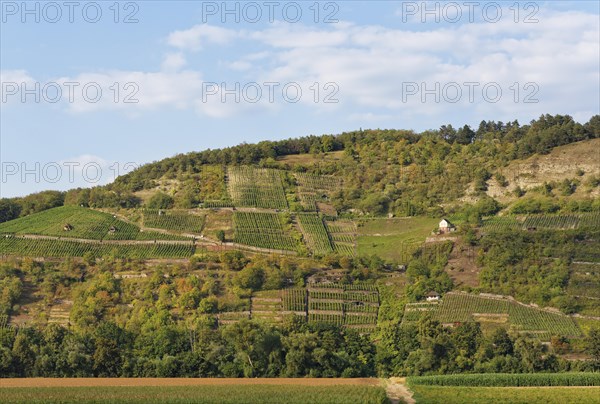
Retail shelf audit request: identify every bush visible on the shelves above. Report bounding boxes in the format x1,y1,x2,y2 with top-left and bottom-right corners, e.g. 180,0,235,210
146,192,174,209
510,197,559,214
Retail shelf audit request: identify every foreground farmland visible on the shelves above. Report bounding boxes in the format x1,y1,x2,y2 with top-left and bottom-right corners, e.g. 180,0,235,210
3,376,600,404
407,373,600,404
409,386,600,404
0,378,388,404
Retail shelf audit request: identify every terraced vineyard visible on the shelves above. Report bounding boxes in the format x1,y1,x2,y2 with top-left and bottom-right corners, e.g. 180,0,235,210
401,302,439,327
282,288,307,312
218,311,251,325
412,292,584,339
202,200,235,208
309,301,344,312
233,212,297,251
579,211,600,229
227,166,288,209
0,206,137,240
0,206,194,246
482,212,600,232
326,219,357,256
309,289,344,301
297,213,333,256
507,303,581,340
132,230,192,241
293,172,341,211
251,290,285,323
0,237,196,259
308,313,345,326
434,293,510,321
567,263,600,298
245,284,379,332
99,221,143,240
308,284,379,332
143,209,205,233
480,216,523,232
523,214,582,230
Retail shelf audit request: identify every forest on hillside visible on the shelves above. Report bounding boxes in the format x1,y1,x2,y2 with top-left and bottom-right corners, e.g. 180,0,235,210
1,114,598,222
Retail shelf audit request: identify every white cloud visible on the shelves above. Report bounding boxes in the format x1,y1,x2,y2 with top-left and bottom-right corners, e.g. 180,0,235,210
5,7,598,122
1,69,36,105
231,9,598,120
167,25,237,51
249,22,351,48
161,52,187,72
225,51,271,71
54,70,204,113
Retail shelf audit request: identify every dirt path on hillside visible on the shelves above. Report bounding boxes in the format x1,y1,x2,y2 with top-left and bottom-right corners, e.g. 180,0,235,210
385,377,415,404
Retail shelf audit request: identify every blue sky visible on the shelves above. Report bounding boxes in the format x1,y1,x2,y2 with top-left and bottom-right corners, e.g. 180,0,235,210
1,1,599,197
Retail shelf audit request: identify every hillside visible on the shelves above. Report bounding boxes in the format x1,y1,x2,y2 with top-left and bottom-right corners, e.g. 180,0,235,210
487,138,600,204
0,114,599,380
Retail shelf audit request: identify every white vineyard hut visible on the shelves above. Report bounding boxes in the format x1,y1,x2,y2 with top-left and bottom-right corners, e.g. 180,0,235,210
438,218,455,234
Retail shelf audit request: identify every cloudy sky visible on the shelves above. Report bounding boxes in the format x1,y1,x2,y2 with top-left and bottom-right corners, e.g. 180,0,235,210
1,1,598,197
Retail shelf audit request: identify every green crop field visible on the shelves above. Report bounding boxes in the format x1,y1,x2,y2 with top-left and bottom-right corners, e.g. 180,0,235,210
0,237,195,259
408,372,600,387
410,386,600,404
357,217,438,262
233,212,297,251
227,166,288,209
0,384,388,404
297,213,334,256
408,373,600,404
143,209,205,233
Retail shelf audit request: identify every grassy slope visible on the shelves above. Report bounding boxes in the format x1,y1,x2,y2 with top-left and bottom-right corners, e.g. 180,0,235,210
357,217,439,261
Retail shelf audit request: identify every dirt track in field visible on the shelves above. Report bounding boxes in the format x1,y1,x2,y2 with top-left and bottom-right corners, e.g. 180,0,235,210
385,377,415,404
0,378,381,388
